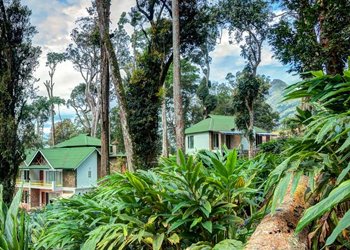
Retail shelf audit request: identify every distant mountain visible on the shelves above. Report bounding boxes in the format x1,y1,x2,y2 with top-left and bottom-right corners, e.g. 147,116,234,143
266,79,300,122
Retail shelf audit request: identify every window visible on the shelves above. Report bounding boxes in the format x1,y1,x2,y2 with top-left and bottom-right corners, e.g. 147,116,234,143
45,171,55,182
188,135,194,149
23,170,30,181
88,170,92,178
213,133,219,149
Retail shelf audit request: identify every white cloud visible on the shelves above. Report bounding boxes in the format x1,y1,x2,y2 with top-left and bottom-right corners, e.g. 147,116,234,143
210,30,241,59
24,0,134,102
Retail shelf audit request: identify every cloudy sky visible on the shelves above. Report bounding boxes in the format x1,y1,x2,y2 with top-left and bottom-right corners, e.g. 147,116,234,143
22,0,299,132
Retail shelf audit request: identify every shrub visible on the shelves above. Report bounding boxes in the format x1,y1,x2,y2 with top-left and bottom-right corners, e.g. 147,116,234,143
32,149,270,250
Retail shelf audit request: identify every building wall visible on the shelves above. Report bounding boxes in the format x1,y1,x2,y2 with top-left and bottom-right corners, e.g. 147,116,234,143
30,189,40,207
63,170,76,187
185,132,210,154
77,151,98,188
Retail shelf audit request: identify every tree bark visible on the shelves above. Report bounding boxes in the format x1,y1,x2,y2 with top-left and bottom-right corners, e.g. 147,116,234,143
96,0,135,171
161,85,169,158
100,38,110,177
318,0,344,75
245,176,310,250
172,0,185,158
246,100,255,159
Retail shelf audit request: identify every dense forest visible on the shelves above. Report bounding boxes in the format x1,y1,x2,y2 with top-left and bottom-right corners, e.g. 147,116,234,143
0,0,350,249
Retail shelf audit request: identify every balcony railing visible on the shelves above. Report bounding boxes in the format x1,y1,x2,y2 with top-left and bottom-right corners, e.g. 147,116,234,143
16,179,63,189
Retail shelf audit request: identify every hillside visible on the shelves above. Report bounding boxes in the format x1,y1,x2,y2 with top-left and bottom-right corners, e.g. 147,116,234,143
267,79,300,122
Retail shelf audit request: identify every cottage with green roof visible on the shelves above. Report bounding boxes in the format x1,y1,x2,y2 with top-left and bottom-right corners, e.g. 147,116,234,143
17,134,103,209
185,115,274,154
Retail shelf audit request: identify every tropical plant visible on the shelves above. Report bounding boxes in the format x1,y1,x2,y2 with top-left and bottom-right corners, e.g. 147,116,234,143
0,186,30,250
32,149,271,249
267,69,350,248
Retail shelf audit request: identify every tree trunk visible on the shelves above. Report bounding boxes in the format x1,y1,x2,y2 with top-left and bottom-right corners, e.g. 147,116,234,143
172,0,185,158
247,101,254,159
100,38,110,177
50,103,55,146
245,176,310,250
161,86,169,158
96,0,135,171
318,0,344,75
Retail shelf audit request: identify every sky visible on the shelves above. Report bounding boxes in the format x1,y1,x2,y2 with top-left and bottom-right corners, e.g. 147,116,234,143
22,0,300,134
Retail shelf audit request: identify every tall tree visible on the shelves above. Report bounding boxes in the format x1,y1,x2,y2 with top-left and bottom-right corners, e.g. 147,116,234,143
221,0,272,158
269,0,350,75
161,83,169,157
96,0,135,171
67,83,94,133
50,119,77,144
30,96,51,144
163,60,202,154
196,78,217,117
100,20,110,176
172,0,185,156
43,52,65,146
66,9,101,137
0,0,41,203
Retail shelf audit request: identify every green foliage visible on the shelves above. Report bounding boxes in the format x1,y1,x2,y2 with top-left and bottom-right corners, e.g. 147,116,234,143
269,0,350,75
0,186,29,250
0,0,41,203
232,70,277,137
259,138,290,155
196,78,218,117
32,149,273,249
267,69,350,248
50,119,78,144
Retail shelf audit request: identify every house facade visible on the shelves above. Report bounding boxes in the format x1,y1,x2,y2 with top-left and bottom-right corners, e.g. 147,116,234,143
185,115,274,154
17,134,102,210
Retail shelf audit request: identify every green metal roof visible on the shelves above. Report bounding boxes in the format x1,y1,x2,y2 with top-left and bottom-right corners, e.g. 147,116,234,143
23,149,37,166
54,134,101,148
185,115,267,134
39,147,97,169
185,115,236,134
23,147,98,170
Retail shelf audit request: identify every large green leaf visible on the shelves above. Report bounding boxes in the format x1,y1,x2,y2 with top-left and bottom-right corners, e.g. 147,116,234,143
201,221,212,233
326,209,350,246
271,172,292,213
152,233,164,250
5,187,23,249
212,239,244,250
296,180,350,233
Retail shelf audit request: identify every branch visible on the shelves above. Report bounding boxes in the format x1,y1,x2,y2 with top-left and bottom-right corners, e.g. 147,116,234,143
136,0,151,20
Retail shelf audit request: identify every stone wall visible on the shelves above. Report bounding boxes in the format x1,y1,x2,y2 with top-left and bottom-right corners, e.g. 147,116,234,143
63,170,76,187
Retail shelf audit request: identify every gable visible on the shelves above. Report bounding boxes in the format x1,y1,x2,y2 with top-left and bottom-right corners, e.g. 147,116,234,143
20,150,52,170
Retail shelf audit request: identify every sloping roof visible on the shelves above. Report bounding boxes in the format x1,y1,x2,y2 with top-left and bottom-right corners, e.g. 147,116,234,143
185,115,236,134
185,115,267,134
23,147,98,170
22,149,37,166
40,147,97,169
54,134,101,148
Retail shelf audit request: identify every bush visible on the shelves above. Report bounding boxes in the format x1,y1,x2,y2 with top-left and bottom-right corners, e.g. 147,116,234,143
32,149,271,250
259,138,292,154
